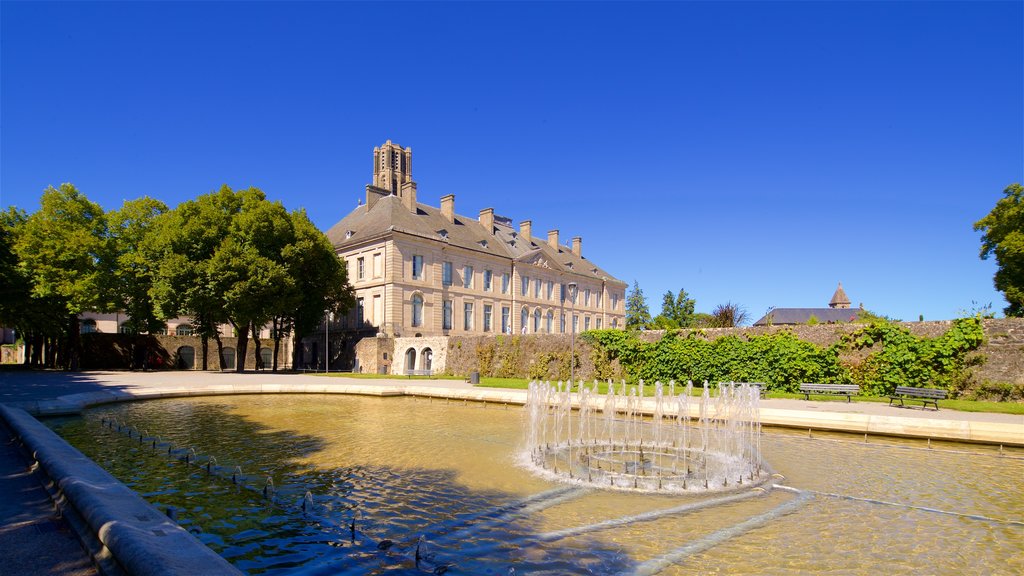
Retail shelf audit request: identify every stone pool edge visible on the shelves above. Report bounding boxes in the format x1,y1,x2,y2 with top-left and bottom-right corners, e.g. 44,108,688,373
7,382,1024,447
0,404,243,576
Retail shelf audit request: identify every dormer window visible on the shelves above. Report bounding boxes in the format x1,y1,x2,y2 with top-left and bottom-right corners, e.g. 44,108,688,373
437,229,449,240
345,230,355,239
478,239,488,248
565,262,574,270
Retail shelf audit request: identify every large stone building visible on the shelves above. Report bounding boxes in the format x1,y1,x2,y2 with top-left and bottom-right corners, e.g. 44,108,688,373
322,140,627,369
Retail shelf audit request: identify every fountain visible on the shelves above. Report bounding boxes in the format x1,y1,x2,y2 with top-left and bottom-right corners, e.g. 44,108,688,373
524,380,771,493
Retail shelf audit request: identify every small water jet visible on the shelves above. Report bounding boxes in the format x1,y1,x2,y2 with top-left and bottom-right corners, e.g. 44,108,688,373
524,380,771,493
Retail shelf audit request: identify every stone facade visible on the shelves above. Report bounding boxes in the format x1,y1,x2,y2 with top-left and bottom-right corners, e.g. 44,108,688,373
324,141,628,343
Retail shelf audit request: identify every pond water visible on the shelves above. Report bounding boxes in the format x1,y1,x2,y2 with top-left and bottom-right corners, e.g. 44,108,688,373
48,395,1024,575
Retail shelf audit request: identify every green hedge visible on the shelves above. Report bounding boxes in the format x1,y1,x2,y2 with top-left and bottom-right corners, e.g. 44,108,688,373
583,317,986,396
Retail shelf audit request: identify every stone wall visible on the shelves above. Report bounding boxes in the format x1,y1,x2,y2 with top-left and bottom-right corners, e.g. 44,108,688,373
77,333,291,371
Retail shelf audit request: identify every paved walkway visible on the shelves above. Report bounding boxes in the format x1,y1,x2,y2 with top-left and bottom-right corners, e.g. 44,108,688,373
0,369,1021,575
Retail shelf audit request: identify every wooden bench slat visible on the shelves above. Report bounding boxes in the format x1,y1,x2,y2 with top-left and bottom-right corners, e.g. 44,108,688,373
888,386,947,410
798,383,859,402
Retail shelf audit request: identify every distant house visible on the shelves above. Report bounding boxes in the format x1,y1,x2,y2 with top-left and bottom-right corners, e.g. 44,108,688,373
753,283,863,326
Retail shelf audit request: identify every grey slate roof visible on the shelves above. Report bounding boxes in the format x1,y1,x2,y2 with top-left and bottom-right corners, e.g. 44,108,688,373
753,308,863,326
324,195,625,285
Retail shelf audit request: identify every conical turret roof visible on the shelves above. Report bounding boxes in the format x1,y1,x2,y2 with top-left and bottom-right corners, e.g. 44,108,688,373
829,282,851,309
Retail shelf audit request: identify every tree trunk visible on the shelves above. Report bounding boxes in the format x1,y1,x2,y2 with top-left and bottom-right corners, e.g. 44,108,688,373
65,314,81,371
234,320,249,373
201,335,209,371
251,323,263,371
292,327,303,371
213,331,225,371
271,318,281,372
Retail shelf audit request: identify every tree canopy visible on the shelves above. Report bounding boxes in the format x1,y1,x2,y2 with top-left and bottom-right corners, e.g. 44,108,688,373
651,287,697,329
974,183,1024,317
625,280,652,330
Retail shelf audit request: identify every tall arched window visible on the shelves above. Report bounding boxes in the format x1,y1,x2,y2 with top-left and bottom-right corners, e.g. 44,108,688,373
546,310,554,333
405,347,417,371
422,348,433,371
520,307,529,333
411,294,424,327
533,308,541,332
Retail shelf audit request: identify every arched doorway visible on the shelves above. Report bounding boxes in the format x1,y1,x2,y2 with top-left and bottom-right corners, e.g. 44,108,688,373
260,348,273,370
222,347,236,371
422,348,433,371
405,347,417,372
177,346,195,369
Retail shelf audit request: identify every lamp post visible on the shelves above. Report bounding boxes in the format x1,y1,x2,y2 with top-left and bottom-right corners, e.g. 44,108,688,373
324,310,332,373
567,281,578,391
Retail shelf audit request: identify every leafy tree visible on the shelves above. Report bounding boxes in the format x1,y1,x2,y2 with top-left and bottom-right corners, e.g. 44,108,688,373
278,210,355,371
654,288,696,328
11,184,107,369
105,197,168,335
974,183,1024,316
708,301,749,327
625,280,652,330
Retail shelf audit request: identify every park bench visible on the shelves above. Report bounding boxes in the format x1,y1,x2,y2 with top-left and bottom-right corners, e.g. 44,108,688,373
887,386,947,411
404,369,433,378
799,383,860,402
730,382,767,398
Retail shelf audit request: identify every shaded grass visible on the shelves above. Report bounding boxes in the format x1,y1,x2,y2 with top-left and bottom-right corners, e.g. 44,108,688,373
474,377,1024,415
314,372,463,381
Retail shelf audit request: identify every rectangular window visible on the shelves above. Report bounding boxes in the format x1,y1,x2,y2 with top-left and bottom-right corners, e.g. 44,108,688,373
483,304,492,332
573,315,579,333
356,298,365,326
612,294,619,310
372,253,382,277
584,316,591,331
546,312,553,333
597,291,602,308
463,265,473,289
560,283,566,303
596,318,602,329
521,275,529,296
357,257,365,280
443,300,453,330
501,306,510,334
534,278,541,298
502,273,510,294
560,313,566,333
484,269,493,291
442,261,453,286
546,280,553,300
464,302,474,331
584,288,591,307
412,255,424,280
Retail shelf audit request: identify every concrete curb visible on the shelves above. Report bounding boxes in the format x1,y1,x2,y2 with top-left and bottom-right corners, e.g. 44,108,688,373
0,405,242,576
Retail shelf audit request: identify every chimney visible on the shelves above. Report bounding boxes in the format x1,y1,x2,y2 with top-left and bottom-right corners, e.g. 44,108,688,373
440,194,455,223
401,181,417,213
365,185,389,212
479,207,494,234
547,229,559,250
571,236,582,256
519,220,532,242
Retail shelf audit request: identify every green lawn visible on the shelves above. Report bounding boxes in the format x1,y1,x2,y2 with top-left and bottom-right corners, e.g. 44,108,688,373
474,377,1024,415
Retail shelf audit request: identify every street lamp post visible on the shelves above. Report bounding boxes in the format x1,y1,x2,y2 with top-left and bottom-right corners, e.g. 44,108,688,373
324,311,332,373
567,281,578,391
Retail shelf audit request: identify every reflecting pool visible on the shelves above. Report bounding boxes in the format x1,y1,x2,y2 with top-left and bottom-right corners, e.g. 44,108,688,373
48,395,1024,575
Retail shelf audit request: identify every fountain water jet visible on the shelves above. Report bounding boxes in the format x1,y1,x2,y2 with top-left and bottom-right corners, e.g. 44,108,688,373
524,380,771,493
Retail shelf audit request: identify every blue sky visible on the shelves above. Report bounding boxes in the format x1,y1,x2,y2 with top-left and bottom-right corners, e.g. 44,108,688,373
2,1,1021,322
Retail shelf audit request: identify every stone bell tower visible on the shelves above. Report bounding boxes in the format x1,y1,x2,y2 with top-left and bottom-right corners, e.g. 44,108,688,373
373,140,414,195
368,140,418,212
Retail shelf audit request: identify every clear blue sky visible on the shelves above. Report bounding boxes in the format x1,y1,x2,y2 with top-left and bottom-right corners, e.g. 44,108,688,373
2,1,1021,322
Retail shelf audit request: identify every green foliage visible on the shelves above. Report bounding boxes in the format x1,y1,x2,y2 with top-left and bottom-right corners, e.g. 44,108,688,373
974,183,1024,316
496,336,522,378
587,318,987,397
106,197,168,335
806,315,819,326
586,329,844,391
842,317,986,396
659,288,697,327
475,342,495,376
625,280,651,330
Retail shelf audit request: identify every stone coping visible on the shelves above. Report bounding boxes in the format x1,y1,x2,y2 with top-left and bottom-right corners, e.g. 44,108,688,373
0,404,243,576
6,381,1023,447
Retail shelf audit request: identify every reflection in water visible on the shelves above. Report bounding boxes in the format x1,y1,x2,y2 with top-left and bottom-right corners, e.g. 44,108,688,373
48,395,1024,575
